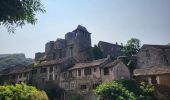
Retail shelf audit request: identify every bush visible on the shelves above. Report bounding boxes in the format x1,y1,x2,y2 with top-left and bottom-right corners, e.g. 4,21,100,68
95,81,136,100
0,83,48,100
95,79,155,100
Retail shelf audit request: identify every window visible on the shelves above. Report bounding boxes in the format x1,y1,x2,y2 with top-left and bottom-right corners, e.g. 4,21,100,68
78,69,81,76
104,68,109,75
49,74,53,80
32,69,37,74
42,78,45,82
19,74,22,78
50,67,53,73
40,68,47,73
69,71,72,78
94,68,96,72
55,74,57,80
70,47,73,57
80,85,87,90
63,73,67,78
59,49,62,58
53,53,56,60
84,67,91,75
23,73,27,77
11,75,16,79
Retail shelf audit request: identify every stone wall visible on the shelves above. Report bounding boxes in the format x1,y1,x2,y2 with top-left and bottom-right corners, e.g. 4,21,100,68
137,46,170,68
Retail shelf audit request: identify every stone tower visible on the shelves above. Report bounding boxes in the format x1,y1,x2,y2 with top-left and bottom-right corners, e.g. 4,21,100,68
65,25,92,61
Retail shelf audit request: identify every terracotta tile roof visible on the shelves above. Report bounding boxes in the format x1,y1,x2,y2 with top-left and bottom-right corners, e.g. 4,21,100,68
68,58,108,70
134,66,170,76
0,65,32,75
37,57,74,67
104,59,122,68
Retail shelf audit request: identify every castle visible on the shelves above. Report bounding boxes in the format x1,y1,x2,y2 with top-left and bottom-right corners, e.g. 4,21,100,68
0,25,129,100
1,25,170,100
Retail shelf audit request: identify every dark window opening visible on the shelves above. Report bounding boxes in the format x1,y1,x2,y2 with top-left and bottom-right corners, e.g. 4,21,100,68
49,75,53,80
63,73,67,78
80,85,87,90
55,74,57,80
69,71,72,78
50,67,53,73
53,53,56,60
23,73,27,77
70,47,73,57
163,55,169,65
40,68,47,73
11,75,16,79
42,78,45,82
78,69,81,76
104,68,109,75
32,69,37,74
84,67,91,75
59,49,62,58
94,68,96,72
146,50,150,58
151,76,157,84
19,74,22,78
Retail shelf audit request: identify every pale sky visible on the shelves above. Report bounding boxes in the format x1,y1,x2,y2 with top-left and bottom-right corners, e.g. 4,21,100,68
0,0,170,58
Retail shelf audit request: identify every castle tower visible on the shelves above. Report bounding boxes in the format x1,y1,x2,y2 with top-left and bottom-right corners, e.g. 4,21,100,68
65,25,92,61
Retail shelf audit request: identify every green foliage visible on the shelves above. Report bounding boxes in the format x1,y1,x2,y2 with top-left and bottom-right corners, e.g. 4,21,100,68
70,95,82,100
0,83,48,100
37,81,64,100
123,38,141,56
95,81,136,100
92,45,104,60
0,0,45,33
95,79,155,100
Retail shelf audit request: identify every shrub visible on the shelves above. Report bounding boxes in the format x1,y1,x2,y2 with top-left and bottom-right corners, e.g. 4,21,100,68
95,79,155,100
0,83,48,100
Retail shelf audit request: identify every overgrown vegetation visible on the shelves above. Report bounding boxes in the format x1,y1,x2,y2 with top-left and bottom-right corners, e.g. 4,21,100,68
37,81,64,100
122,38,141,73
0,83,48,100
95,79,155,100
0,54,33,71
0,0,45,33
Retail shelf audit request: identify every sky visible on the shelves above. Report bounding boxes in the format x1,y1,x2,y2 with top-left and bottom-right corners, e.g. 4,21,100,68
0,0,170,58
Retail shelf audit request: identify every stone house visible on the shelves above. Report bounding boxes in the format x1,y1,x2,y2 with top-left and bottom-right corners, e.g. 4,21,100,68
0,65,32,84
134,44,170,87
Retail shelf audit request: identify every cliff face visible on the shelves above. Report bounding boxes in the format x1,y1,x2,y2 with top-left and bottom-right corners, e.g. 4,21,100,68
0,53,33,71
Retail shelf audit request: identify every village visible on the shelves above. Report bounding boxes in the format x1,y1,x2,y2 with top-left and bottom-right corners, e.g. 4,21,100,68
0,25,170,100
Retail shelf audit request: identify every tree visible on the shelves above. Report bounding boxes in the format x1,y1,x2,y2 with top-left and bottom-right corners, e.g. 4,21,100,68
0,83,48,100
123,38,141,56
92,45,104,60
37,81,64,100
122,38,141,73
95,79,155,100
0,0,45,33
95,81,136,100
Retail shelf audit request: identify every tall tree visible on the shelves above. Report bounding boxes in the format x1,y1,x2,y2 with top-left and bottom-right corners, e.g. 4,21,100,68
92,45,103,60
0,0,45,33
123,38,141,56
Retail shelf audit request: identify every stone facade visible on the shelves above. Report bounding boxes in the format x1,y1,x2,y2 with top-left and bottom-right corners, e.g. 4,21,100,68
136,45,170,69
98,41,123,58
134,44,170,87
36,25,92,62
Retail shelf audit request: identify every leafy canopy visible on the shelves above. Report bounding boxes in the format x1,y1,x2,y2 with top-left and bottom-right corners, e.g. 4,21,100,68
123,38,141,56
0,83,48,100
95,79,155,100
0,0,45,33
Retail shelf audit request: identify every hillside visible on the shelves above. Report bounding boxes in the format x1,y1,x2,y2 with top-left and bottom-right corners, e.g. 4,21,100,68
0,53,33,71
